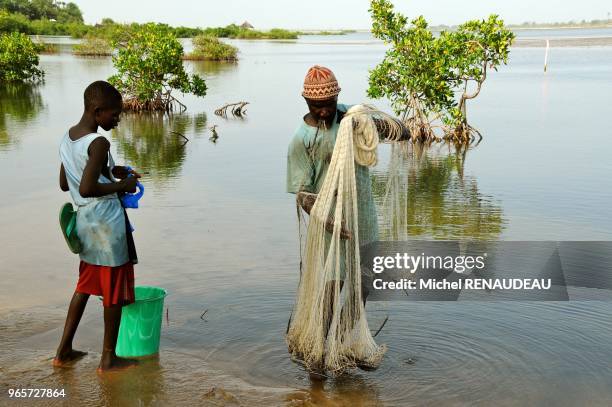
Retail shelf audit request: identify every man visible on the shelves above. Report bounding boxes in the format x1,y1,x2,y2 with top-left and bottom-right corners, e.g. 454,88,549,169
286,66,380,360
286,66,410,376
287,65,379,249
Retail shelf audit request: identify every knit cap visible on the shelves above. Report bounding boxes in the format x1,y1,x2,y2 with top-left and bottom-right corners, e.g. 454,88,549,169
302,65,341,100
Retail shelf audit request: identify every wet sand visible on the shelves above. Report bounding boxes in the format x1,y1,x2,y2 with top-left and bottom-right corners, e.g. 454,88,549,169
0,307,383,406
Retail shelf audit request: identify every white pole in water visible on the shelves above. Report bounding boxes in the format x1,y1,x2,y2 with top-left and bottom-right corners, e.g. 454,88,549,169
544,39,550,72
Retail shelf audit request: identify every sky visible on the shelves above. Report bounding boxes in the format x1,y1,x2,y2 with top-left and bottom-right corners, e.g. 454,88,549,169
72,0,612,30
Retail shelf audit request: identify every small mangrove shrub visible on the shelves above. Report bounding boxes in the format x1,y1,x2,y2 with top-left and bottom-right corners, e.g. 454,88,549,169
32,37,59,54
73,36,112,56
368,0,514,143
185,35,238,61
0,32,44,82
108,23,207,112
235,27,297,39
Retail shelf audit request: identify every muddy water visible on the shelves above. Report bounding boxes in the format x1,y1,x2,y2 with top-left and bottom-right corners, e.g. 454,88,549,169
1,34,612,406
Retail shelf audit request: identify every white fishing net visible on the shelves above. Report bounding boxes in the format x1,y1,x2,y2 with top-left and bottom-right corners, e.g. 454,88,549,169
287,104,405,374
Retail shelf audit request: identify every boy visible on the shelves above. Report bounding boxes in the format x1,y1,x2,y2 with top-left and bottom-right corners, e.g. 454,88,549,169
55,81,140,371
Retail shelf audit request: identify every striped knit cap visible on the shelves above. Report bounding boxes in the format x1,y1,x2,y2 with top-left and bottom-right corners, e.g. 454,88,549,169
302,65,341,100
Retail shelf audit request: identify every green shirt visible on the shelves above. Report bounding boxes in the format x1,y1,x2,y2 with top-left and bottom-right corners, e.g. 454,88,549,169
286,103,379,245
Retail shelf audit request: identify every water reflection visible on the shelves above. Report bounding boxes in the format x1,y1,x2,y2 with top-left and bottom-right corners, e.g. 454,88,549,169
112,112,207,184
97,357,166,406
188,60,238,77
286,373,383,405
372,142,505,240
0,83,44,150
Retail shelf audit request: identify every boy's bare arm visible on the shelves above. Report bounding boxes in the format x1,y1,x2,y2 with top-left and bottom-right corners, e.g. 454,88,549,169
79,137,137,198
59,164,69,192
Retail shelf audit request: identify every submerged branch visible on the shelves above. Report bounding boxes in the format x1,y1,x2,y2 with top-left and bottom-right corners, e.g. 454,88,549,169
214,101,249,118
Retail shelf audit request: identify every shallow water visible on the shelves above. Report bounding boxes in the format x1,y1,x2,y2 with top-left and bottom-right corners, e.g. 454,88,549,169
1,33,612,406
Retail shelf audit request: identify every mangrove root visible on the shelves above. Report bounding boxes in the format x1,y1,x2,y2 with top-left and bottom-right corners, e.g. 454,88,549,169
398,94,484,145
122,93,187,113
443,122,483,145
214,101,249,118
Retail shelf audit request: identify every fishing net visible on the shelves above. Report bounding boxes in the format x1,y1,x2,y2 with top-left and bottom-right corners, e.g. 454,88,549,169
287,104,405,374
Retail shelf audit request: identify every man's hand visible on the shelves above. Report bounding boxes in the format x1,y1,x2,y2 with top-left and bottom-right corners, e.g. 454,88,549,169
297,191,317,214
112,166,142,180
325,219,352,240
298,192,351,240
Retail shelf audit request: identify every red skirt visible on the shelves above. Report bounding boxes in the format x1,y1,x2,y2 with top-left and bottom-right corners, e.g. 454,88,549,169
76,261,135,307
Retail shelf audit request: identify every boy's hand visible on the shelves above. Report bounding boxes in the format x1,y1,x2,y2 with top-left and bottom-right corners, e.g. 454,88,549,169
112,166,142,180
120,176,139,193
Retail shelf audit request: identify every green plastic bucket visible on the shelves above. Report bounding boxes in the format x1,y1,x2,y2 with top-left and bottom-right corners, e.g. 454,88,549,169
116,286,167,358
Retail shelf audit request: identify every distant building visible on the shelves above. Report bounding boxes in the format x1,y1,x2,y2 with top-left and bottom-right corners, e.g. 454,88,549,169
240,21,254,30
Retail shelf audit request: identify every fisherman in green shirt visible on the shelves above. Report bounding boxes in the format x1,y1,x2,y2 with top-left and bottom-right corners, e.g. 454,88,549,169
286,65,379,248
286,65,410,376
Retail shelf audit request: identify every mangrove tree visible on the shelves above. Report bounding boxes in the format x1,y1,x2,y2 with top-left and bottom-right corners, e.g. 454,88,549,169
368,0,514,143
108,23,207,112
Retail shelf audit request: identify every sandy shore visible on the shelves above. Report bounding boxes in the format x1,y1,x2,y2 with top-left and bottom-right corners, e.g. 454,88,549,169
294,36,612,47
513,37,612,47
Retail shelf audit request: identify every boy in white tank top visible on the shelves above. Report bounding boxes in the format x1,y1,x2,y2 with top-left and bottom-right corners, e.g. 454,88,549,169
55,81,141,372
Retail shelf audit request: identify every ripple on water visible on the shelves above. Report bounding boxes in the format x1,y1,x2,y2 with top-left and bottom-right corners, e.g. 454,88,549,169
152,291,612,405
3,295,612,406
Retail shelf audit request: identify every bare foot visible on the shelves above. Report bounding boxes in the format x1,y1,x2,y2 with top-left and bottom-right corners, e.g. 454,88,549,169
356,360,379,371
308,369,328,381
356,363,377,371
53,349,88,367
97,354,139,372
307,361,329,381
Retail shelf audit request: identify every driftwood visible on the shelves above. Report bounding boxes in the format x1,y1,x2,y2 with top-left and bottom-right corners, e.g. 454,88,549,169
170,130,189,143
373,315,389,337
214,101,249,118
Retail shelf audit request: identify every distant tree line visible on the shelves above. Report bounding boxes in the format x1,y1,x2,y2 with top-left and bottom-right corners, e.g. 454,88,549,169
0,2,299,39
0,0,82,22
200,23,297,39
0,0,86,36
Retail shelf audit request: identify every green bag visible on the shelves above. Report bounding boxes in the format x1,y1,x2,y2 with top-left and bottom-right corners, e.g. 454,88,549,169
59,202,82,254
